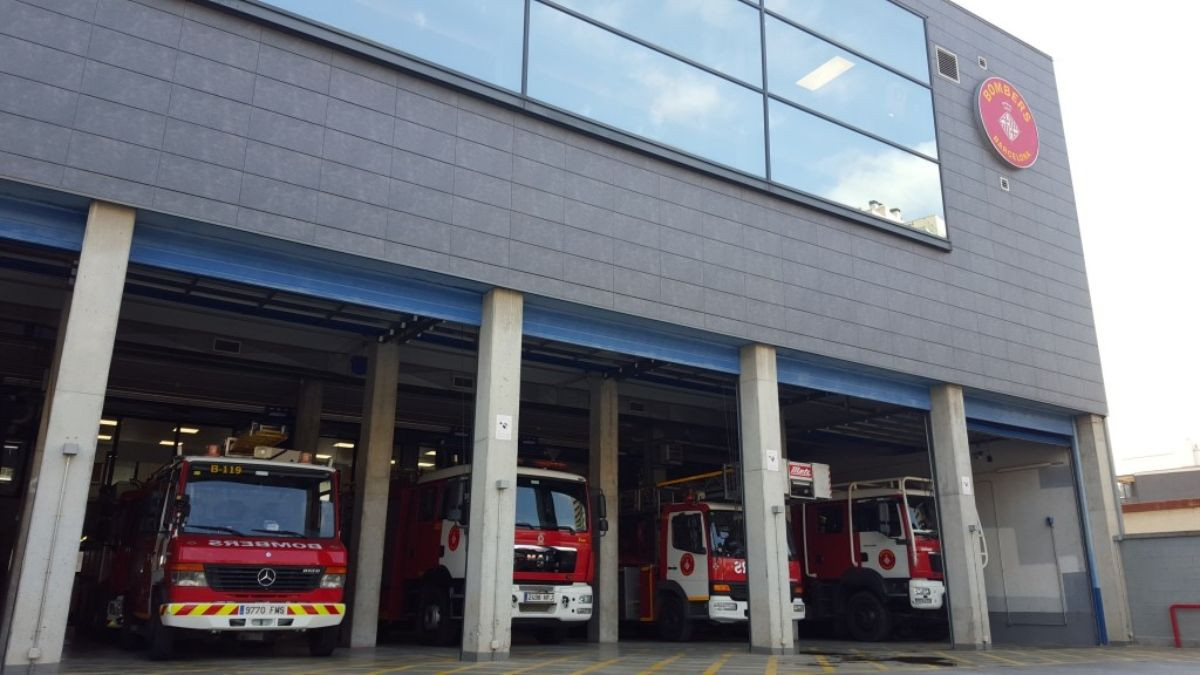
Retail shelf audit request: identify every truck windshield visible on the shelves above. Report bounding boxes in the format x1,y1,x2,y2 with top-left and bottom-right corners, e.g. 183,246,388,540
515,476,588,533
908,496,938,536
708,510,746,559
182,463,335,539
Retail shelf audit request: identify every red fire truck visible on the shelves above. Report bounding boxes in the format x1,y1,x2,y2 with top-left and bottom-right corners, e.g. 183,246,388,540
102,448,346,659
794,477,946,641
380,463,600,644
618,466,809,641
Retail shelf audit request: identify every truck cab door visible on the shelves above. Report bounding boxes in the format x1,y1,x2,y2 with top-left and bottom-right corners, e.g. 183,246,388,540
854,498,910,579
666,511,708,600
438,478,468,578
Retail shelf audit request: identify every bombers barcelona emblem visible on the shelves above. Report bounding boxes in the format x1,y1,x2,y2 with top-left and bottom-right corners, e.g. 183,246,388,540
976,76,1039,169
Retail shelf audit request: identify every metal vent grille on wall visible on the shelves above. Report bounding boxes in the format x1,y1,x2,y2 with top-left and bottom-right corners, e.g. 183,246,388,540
935,46,960,82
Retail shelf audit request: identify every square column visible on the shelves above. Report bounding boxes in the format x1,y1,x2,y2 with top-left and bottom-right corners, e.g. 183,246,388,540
588,376,619,643
738,344,794,655
4,202,134,671
1074,414,1132,643
348,340,400,649
928,384,991,648
461,288,523,661
294,378,324,452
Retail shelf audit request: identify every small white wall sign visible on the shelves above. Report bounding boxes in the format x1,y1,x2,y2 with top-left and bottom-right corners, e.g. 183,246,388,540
495,414,513,441
960,475,973,496
766,449,780,472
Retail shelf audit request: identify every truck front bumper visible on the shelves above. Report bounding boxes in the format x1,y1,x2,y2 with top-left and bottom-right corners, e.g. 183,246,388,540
909,579,946,610
511,583,593,622
706,595,805,623
161,602,344,631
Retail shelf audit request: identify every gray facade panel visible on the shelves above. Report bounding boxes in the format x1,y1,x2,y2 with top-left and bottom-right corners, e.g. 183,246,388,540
0,0,1107,413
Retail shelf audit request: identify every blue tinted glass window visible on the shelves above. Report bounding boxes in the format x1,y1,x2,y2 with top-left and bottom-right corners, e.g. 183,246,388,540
528,2,765,177
765,17,935,157
263,0,524,91
765,0,929,83
769,100,945,236
551,0,763,85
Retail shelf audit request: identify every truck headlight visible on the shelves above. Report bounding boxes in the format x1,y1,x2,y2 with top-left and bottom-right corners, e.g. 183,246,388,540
170,569,207,587
320,565,347,589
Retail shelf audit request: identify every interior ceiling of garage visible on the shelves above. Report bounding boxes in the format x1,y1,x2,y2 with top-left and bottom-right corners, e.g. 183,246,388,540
0,241,953,462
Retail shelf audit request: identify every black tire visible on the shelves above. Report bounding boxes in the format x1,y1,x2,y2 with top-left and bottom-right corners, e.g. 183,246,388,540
146,593,175,661
534,624,568,644
417,585,456,646
308,627,339,656
656,594,693,642
845,591,891,642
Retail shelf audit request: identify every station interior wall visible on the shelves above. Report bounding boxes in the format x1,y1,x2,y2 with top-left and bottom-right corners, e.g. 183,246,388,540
971,440,1094,645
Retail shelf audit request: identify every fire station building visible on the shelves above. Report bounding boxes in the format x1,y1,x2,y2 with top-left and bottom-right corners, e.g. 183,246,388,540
0,0,1129,670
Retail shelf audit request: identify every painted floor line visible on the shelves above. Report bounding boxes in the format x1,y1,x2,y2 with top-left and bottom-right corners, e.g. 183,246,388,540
638,652,684,675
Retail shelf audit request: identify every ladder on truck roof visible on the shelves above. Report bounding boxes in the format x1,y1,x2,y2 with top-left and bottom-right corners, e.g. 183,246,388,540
836,476,934,497
619,464,741,514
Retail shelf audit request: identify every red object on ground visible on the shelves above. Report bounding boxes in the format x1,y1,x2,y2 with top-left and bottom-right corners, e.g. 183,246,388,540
1169,604,1200,648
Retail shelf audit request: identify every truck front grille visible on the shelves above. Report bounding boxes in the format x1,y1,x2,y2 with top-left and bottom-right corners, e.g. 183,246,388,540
513,546,577,574
205,565,322,592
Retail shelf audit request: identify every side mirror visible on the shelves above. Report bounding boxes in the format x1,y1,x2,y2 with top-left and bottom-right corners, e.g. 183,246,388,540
597,518,609,535
446,507,462,523
175,495,191,521
592,492,607,520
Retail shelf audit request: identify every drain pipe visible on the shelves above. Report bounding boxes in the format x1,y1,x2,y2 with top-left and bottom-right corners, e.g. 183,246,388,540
1069,431,1108,645
27,441,80,662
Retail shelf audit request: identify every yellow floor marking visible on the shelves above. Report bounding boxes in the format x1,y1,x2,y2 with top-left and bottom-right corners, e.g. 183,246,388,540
435,662,489,675
765,655,778,675
369,659,455,674
504,654,577,674
638,652,684,675
702,651,736,675
934,651,972,666
814,654,834,673
852,650,888,671
974,651,1025,666
570,656,626,674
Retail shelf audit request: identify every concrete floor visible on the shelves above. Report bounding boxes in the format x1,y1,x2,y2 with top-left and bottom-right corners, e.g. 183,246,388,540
58,638,1200,674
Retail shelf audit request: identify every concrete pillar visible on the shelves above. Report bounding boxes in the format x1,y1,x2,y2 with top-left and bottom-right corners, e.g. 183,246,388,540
347,341,399,649
588,376,619,644
737,344,794,655
294,378,324,451
928,384,990,648
1074,414,1133,643
3,202,134,671
461,288,523,661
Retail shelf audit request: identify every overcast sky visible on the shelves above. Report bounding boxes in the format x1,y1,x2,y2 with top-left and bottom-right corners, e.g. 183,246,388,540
951,1,1200,473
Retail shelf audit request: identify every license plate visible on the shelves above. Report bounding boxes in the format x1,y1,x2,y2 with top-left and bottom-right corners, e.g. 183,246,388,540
913,597,934,607
523,593,555,603
239,605,287,616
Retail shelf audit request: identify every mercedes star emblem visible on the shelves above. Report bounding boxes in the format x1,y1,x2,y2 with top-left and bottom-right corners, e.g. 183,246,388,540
256,567,277,587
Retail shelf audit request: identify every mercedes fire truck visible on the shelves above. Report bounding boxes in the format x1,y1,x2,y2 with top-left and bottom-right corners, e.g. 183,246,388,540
617,463,821,641
101,434,346,660
794,476,947,641
381,463,601,644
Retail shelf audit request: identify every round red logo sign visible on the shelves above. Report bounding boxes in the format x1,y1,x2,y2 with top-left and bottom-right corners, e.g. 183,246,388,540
976,76,1039,169
879,549,896,571
680,553,695,576
447,525,461,552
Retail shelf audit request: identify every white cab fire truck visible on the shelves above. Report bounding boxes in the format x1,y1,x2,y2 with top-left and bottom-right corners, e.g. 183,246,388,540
380,462,602,644
618,462,823,640
793,476,947,641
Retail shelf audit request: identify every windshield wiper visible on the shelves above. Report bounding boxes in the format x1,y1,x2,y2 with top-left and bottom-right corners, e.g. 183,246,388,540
515,521,538,529
251,528,305,537
186,524,245,536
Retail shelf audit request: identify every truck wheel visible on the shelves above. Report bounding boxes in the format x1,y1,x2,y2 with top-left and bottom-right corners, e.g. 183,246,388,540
656,595,693,642
535,624,567,644
146,594,175,661
308,627,339,656
846,591,891,642
417,585,456,646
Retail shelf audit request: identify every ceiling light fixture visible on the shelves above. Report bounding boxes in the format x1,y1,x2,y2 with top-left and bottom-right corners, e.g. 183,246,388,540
158,440,181,447
99,419,118,427
333,442,355,449
174,426,200,434
98,434,113,441
796,55,854,91
417,461,435,468
315,453,332,460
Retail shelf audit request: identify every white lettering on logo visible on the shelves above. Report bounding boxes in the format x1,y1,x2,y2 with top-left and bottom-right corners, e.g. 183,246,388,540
206,539,322,550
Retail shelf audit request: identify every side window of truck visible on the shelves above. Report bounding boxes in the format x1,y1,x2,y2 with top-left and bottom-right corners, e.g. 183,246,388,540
817,506,844,534
418,486,438,522
442,479,467,524
671,512,705,554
